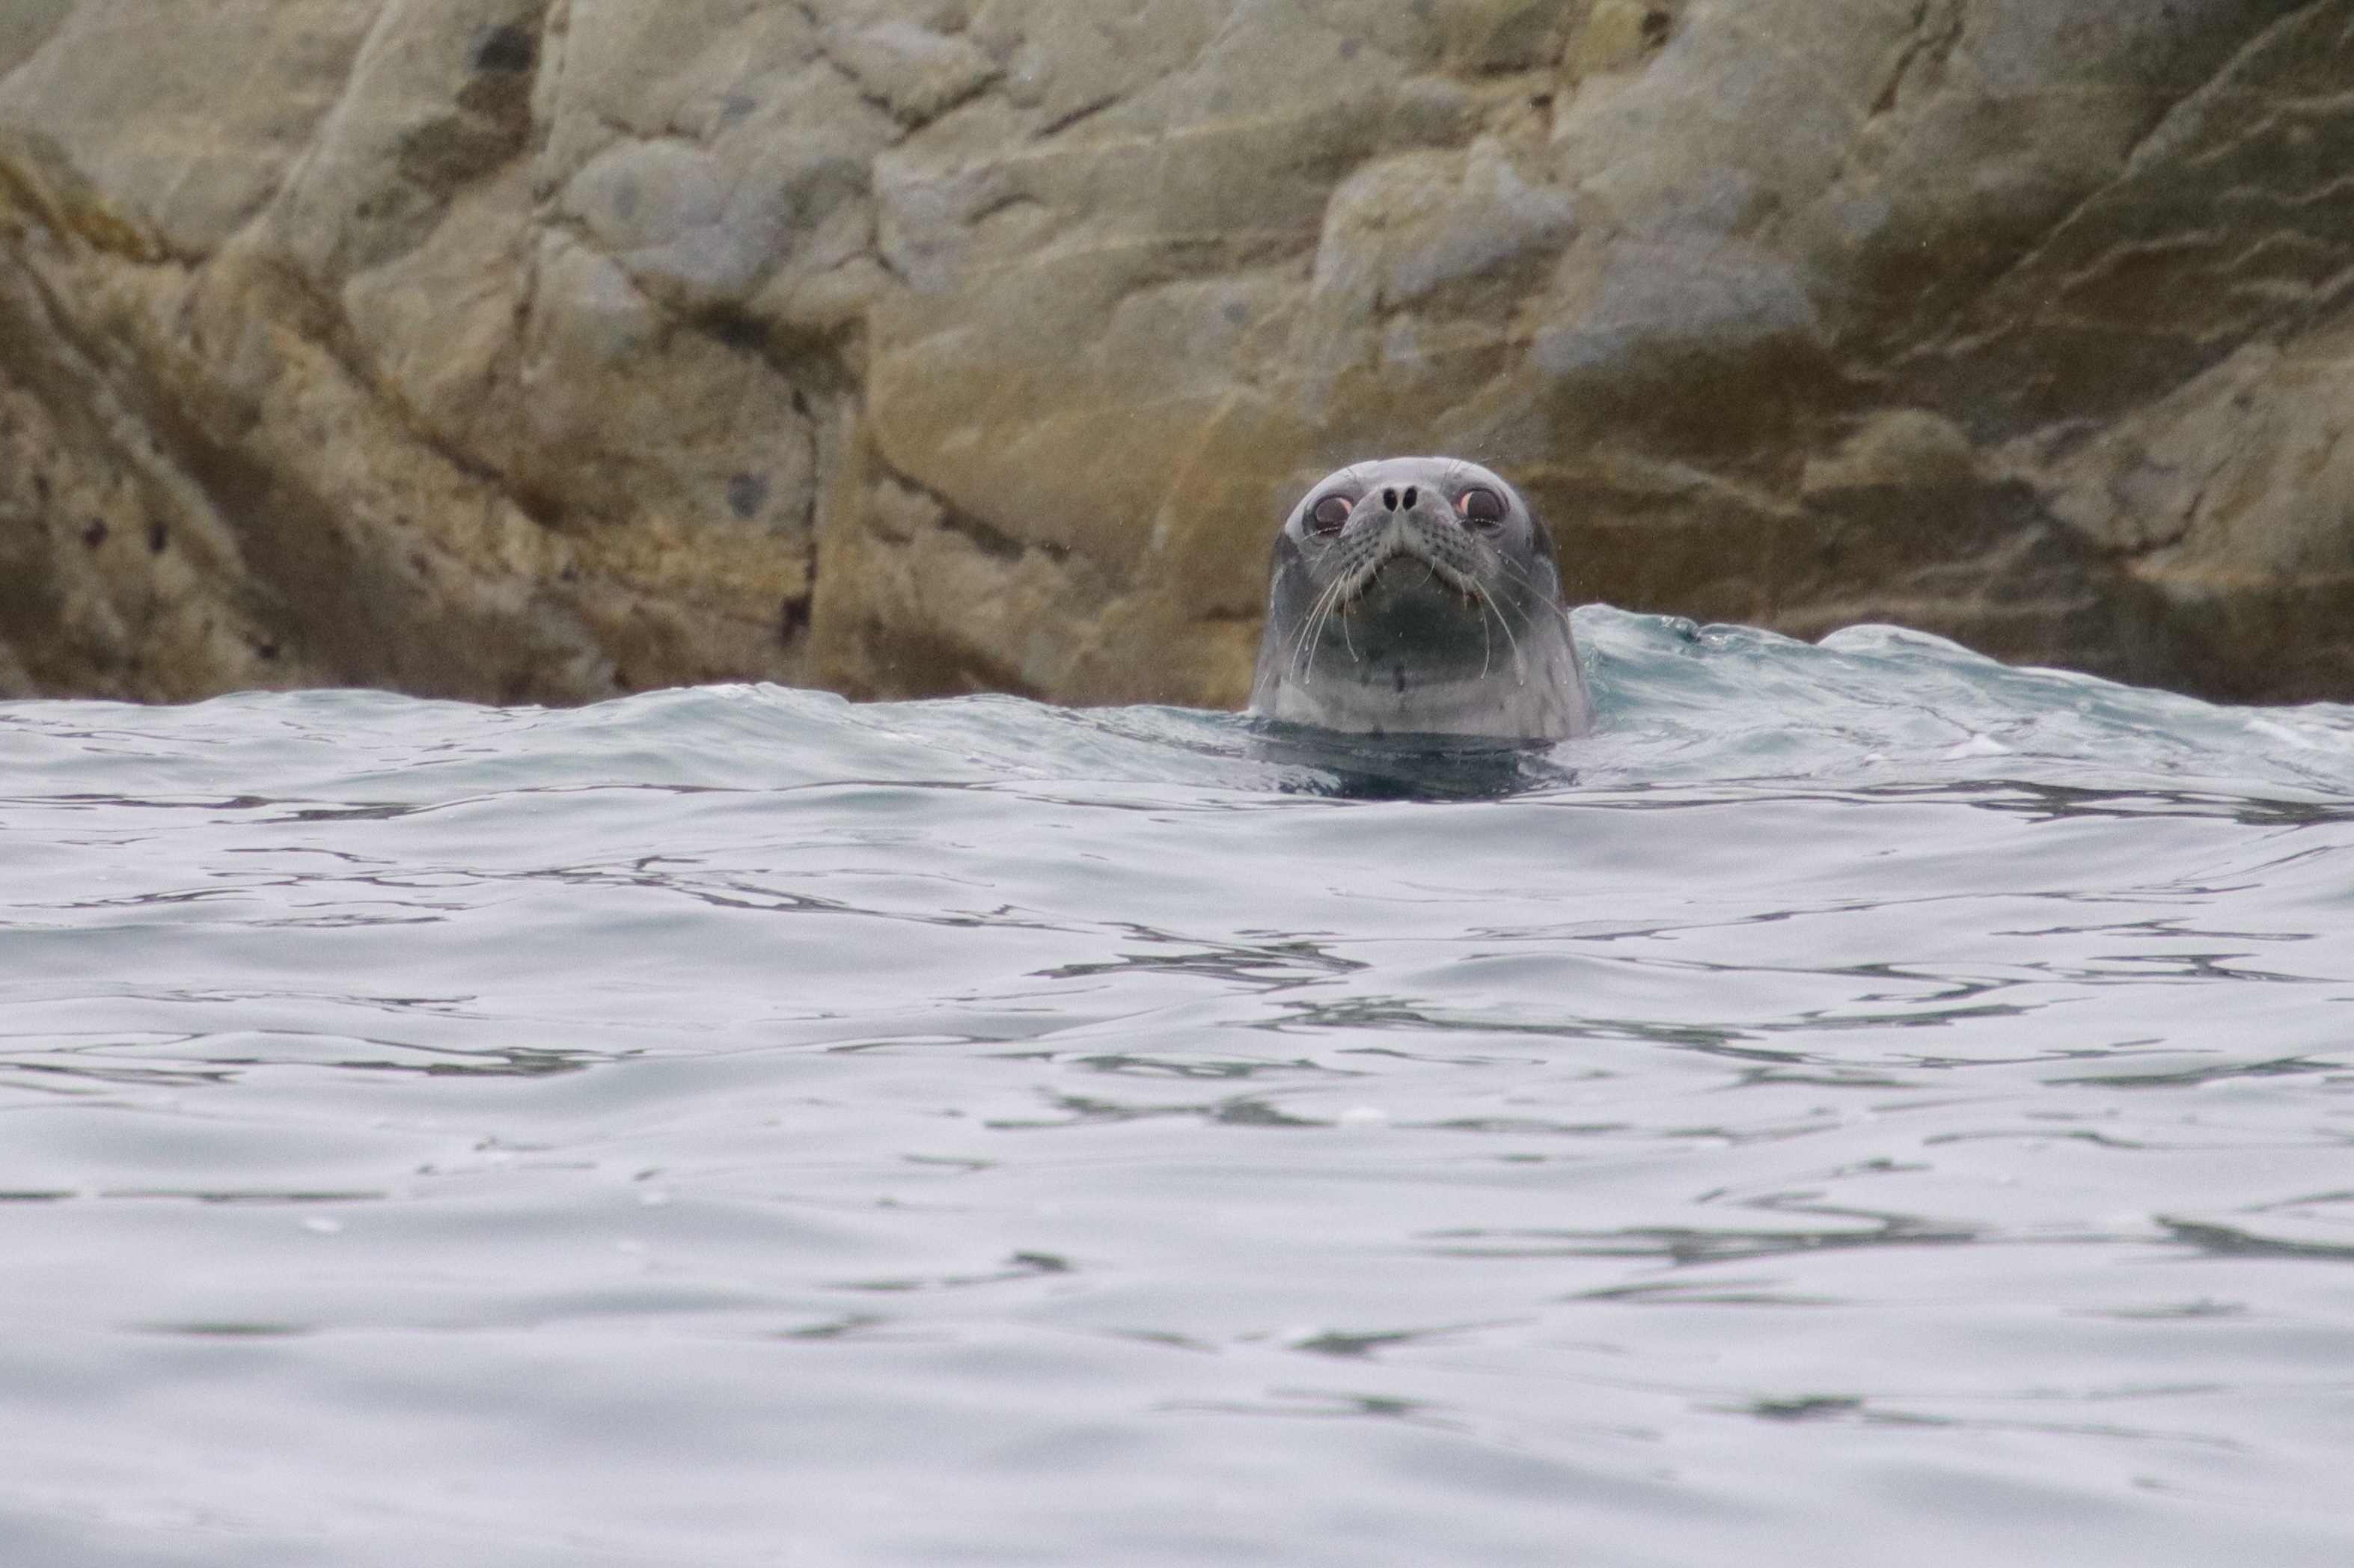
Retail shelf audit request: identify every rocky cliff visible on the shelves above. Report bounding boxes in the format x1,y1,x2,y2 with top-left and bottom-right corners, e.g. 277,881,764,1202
3,0,2352,707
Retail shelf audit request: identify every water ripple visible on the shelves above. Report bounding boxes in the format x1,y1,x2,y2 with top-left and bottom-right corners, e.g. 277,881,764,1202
4,609,2354,1564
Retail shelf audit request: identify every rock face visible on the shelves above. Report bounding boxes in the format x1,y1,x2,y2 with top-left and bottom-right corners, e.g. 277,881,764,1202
3,0,2353,706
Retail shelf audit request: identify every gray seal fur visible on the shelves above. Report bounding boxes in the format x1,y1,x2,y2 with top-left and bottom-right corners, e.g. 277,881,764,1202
1247,457,1593,741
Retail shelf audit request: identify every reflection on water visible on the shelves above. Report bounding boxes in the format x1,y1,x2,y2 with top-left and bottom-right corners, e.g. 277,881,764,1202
1247,724,1568,800
3,608,2354,1567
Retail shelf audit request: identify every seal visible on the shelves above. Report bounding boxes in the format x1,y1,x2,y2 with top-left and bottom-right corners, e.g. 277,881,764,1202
1247,457,1594,741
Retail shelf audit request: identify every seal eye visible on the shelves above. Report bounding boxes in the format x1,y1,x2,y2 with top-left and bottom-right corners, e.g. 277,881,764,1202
1458,486,1506,525
1308,494,1353,535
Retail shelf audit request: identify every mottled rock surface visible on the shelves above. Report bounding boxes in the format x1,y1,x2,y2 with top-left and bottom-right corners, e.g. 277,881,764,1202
3,0,2352,706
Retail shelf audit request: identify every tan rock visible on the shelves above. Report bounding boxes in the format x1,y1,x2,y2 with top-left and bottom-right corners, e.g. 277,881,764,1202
267,0,546,285
0,0,381,257
4,0,2354,708
1565,0,1671,79
1803,410,1978,497
828,20,1001,128
0,2,73,85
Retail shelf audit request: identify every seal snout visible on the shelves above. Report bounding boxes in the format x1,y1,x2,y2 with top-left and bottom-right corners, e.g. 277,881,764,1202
1340,491,1479,602
1249,455,1595,740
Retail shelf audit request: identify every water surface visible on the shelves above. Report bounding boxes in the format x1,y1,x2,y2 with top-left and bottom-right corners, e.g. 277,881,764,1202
4,608,2353,1566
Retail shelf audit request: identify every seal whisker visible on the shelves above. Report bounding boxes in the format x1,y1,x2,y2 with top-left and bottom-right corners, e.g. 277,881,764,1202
1292,565,1359,682
1249,456,1594,740
1288,575,1338,682
1477,584,1494,679
1290,547,1365,682
1487,548,1573,631
1336,579,1361,664
1473,575,1523,682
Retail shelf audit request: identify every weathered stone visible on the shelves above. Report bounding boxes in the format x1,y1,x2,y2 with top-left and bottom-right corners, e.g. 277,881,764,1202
4,0,2354,708
1804,411,1979,497
0,3,73,86
0,1,381,257
266,0,548,285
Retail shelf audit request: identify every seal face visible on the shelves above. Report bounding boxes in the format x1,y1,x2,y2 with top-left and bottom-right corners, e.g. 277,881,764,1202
1247,457,1594,741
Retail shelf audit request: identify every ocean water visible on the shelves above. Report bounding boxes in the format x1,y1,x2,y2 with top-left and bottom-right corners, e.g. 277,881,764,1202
4,606,2353,1567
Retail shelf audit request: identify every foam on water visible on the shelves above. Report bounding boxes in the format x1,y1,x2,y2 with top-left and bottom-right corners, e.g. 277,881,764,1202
4,607,2353,1567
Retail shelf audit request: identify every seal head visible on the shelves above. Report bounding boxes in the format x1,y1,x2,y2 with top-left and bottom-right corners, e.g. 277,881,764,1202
1247,457,1594,741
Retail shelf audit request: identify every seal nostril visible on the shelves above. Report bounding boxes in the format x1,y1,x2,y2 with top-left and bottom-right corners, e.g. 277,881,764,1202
1247,456,1592,741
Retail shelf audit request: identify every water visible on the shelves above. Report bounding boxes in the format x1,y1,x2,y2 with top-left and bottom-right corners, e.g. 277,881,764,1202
4,607,2353,1567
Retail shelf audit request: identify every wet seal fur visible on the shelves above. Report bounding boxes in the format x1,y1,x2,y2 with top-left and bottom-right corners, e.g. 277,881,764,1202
1247,457,1594,741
